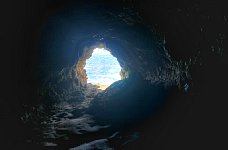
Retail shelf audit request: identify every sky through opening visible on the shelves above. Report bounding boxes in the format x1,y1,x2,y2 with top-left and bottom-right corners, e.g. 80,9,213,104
84,48,121,90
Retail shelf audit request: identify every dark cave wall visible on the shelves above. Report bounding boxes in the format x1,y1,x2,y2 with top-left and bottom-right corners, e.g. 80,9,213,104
123,0,228,149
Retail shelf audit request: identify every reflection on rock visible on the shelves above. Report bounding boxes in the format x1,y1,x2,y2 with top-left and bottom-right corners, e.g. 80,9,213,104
69,139,112,150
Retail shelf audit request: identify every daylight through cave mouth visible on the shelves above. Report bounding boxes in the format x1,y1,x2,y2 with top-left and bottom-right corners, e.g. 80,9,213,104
84,48,122,90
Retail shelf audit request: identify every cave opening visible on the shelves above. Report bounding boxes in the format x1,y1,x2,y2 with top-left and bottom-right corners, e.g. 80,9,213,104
84,48,122,90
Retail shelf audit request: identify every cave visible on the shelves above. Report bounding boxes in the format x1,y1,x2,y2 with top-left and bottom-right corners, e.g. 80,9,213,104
3,0,228,150
8,0,189,148
3,0,187,149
